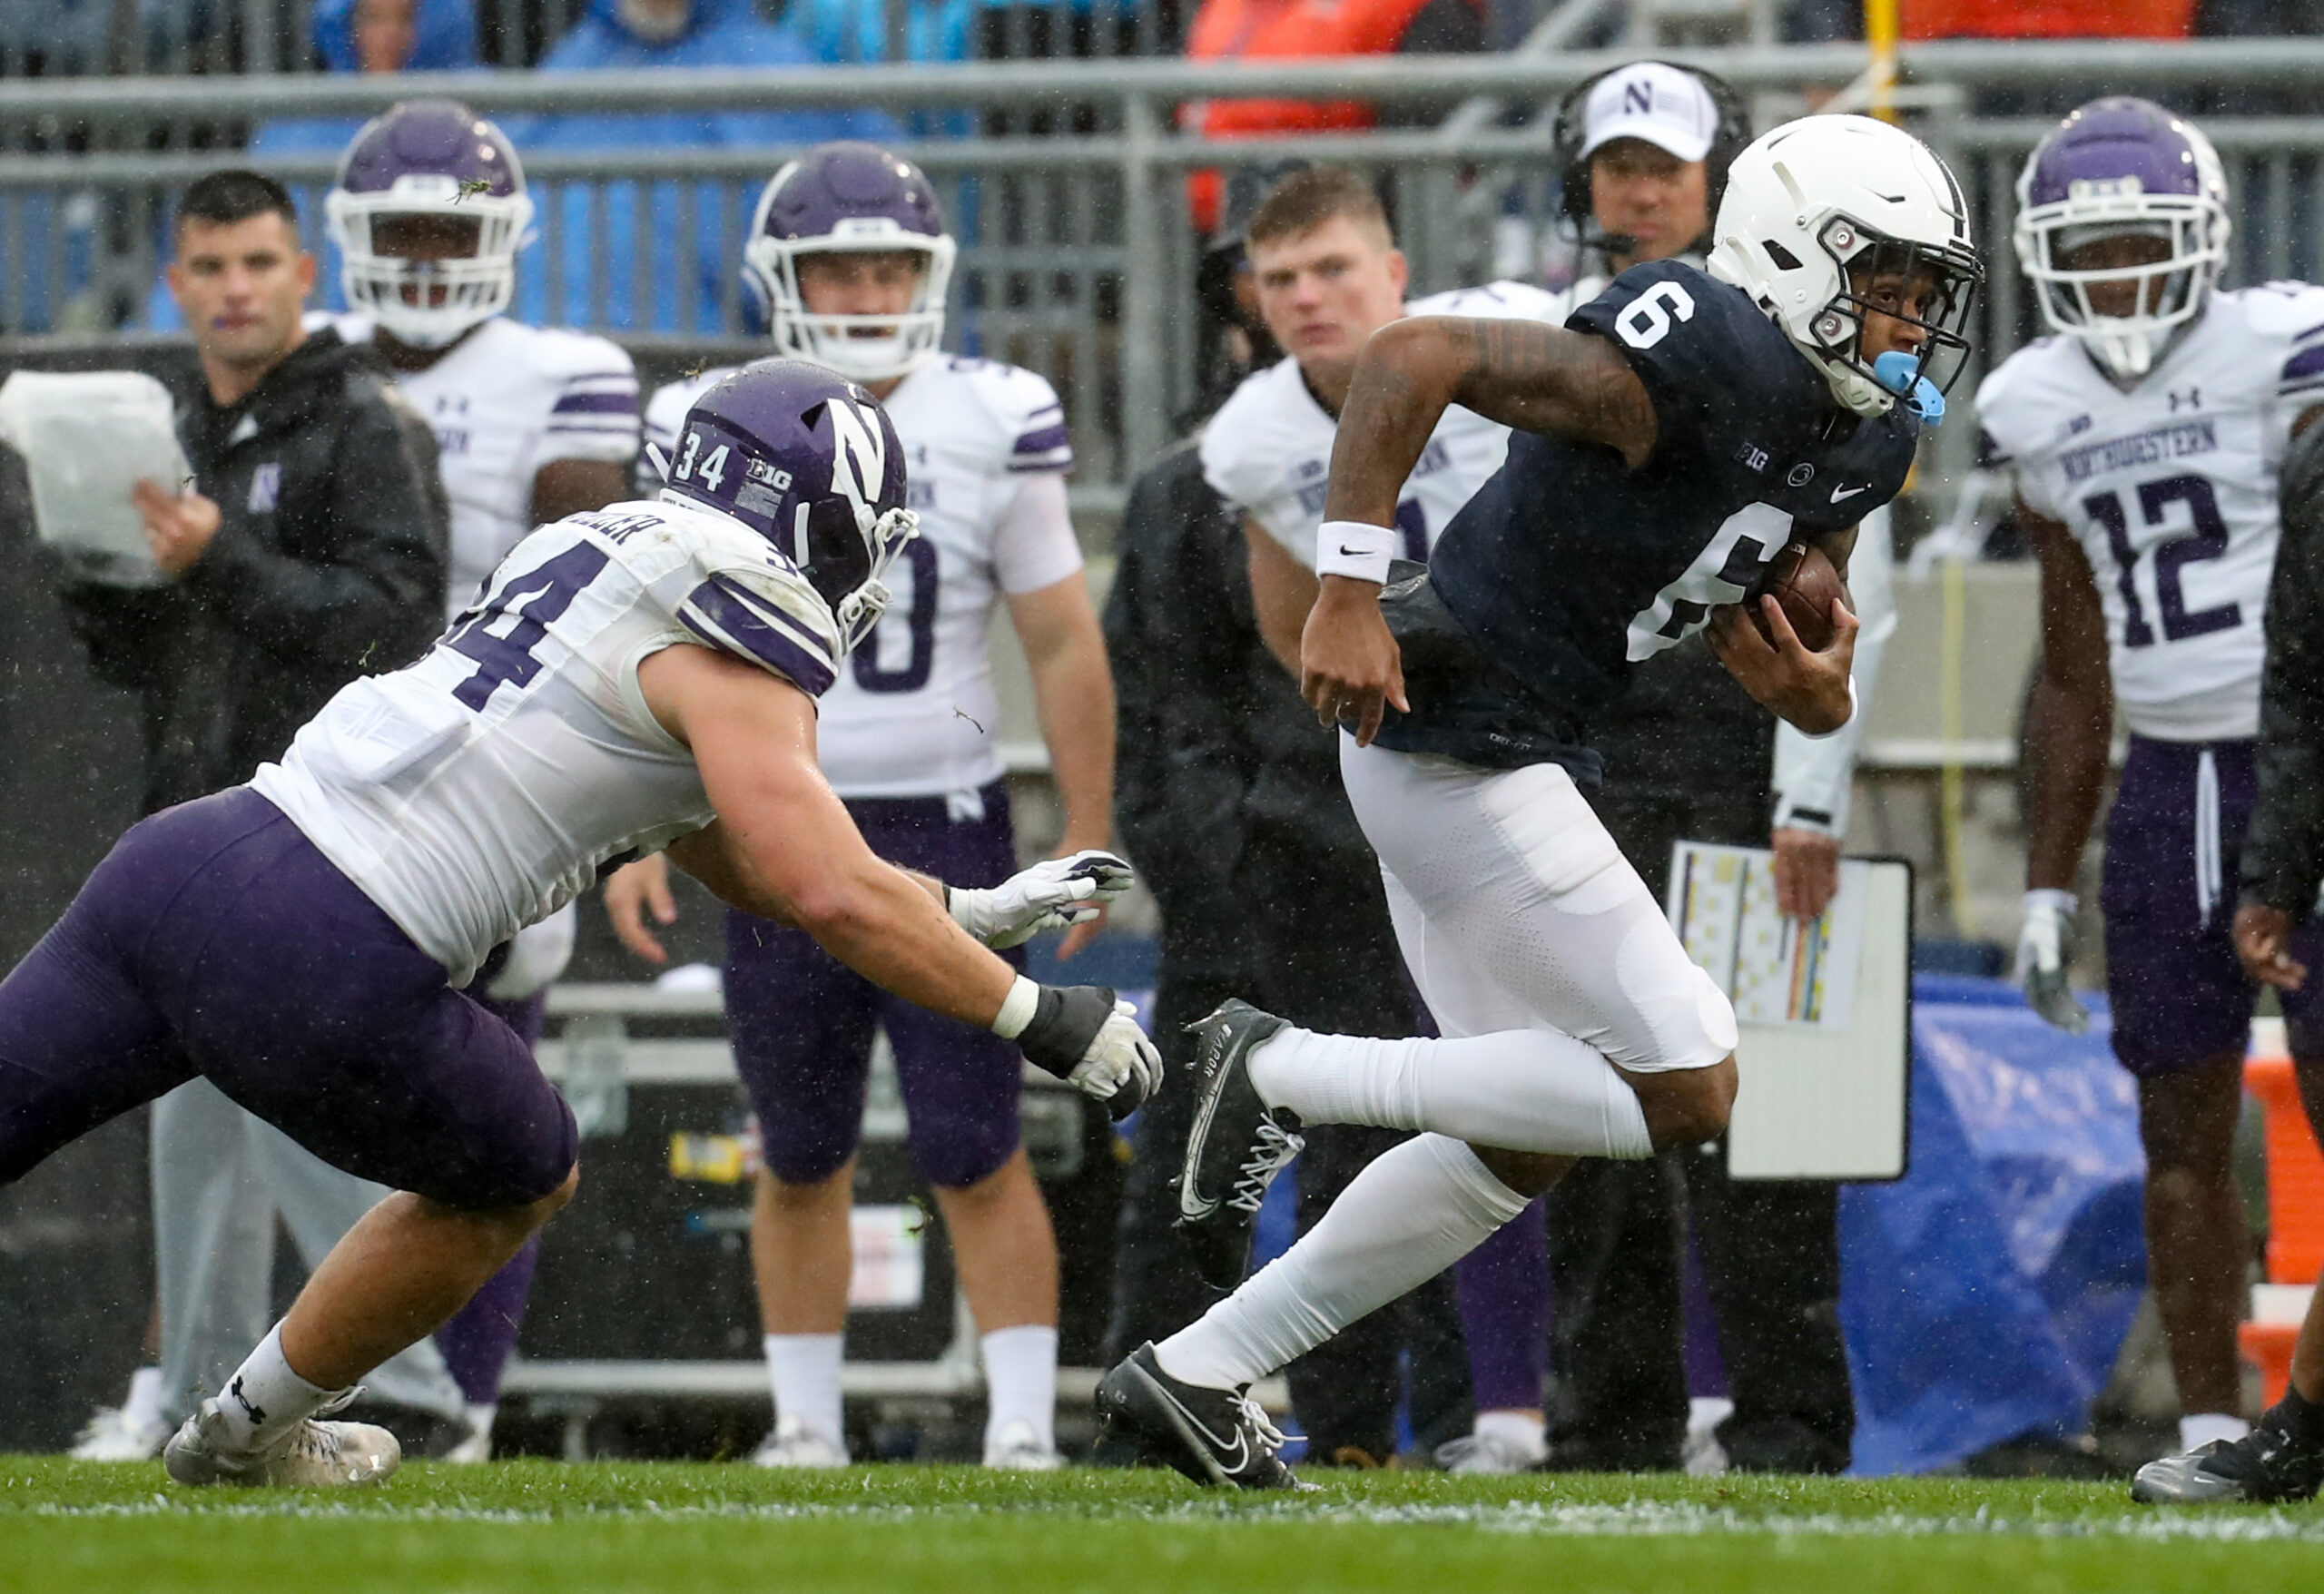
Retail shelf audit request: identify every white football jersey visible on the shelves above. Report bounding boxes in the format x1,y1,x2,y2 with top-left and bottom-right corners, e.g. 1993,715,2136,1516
645,355,1082,799
331,314,641,619
252,498,840,986
1977,284,2324,741
1201,280,1576,568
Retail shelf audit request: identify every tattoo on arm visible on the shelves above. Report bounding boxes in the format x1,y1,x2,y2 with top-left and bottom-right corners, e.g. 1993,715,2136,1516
1451,319,1659,467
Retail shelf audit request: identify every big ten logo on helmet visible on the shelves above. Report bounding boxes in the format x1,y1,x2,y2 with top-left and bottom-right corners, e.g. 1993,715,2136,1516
735,455,794,519
826,396,889,517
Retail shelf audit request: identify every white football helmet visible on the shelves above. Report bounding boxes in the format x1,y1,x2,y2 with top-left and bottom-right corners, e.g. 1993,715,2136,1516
1709,114,1983,418
743,143,956,384
2013,97,2230,382
326,99,533,350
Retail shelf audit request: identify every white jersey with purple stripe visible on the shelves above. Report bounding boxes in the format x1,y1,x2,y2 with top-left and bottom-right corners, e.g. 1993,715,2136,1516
331,314,641,620
1199,280,1575,570
1976,283,2324,741
645,353,1081,799
253,498,839,986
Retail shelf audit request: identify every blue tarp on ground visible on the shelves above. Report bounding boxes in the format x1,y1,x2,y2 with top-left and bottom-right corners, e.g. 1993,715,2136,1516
1840,974,2149,1474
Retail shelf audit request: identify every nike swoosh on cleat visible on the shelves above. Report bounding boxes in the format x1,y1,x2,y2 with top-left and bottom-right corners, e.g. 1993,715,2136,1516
1830,484,1866,503
1177,1029,1233,1221
1142,1370,1251,1478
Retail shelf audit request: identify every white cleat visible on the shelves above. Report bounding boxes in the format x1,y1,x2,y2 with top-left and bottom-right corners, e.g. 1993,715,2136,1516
162,1393,400,1488
69,1405,173,1462
440,1405,496,1465
751,1414,848,1469
1433,1429,1547,1475
983,1418,1065,1471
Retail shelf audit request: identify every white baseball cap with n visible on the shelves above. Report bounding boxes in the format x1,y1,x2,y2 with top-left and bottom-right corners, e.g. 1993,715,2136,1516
1579,62,1719,164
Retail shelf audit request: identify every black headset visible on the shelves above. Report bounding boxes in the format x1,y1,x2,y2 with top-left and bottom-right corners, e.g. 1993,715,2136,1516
1548,62,1753,260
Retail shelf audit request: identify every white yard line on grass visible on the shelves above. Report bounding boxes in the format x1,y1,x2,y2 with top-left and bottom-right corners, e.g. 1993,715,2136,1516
16,1496,2324,1541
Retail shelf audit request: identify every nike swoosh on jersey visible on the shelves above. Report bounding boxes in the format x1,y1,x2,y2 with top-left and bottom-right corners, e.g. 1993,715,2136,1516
1830,484,1867,503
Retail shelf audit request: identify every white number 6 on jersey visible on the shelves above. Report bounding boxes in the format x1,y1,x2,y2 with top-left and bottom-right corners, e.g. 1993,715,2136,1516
1616,281,1697,350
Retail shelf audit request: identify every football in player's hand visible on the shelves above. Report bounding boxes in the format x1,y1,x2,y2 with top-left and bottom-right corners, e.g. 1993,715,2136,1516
1748,542,1844,652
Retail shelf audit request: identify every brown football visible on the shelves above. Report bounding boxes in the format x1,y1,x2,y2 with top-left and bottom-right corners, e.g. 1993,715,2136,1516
1748,541,1845,652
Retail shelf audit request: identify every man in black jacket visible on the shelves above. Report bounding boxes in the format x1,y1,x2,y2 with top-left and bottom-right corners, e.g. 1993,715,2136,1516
59,169,452,1461
65,171,445,814
2138,418,2324,1506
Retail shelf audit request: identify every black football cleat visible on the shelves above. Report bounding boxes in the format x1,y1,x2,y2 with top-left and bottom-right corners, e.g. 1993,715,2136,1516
2132,1415,2324,1505
1174,999,1303,1289
1095,1343,1298,1491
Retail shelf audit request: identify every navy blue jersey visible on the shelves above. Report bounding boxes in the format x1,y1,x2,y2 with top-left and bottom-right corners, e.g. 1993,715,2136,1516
1377,261,1917,773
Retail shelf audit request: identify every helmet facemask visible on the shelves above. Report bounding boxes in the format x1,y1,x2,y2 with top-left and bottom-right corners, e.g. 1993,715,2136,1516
328,175,532,349
2017,197,2226,381
791,495,919,654
1806,221,1982,419
745,225,956,384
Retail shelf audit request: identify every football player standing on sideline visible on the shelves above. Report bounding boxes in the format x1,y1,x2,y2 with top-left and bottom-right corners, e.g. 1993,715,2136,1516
1097,115,1980,1489
607,143,1118,1471
1988,98,2324,1467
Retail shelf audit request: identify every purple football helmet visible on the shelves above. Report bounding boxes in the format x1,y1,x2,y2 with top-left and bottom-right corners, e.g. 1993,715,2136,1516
327,99,533,349
743,142,956,382
2014,97,2229,380
658,359,919,653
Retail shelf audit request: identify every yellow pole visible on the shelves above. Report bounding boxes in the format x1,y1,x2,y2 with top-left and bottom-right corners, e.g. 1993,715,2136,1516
1866,0,1901,125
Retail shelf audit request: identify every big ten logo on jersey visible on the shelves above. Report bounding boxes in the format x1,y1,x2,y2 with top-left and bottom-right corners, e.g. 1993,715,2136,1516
1624,502,1787,660
907,443,935,511
431,392,472,458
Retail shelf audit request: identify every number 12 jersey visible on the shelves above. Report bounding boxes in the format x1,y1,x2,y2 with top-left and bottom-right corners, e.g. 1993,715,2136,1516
1975,283,2324,741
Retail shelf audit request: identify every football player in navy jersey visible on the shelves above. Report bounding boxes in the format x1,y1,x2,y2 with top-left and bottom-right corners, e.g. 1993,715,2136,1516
1095,114,1983,1489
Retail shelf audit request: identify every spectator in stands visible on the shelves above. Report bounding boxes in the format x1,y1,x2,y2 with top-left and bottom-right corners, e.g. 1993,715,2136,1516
507,0,901,333
1903,0,2193,35
789,0,973,62
1178,0,1484,234
144,0,482,330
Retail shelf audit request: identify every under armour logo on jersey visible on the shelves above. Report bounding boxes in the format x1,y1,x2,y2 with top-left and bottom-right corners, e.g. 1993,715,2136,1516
2171,388,2203,412
825,397,889,522
247,462,281,513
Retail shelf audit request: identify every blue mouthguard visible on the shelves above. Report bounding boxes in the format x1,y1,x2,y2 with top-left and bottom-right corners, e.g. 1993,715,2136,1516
1873,349,1945,428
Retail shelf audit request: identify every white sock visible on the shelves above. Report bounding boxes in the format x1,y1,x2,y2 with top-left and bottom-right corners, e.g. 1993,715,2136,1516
980,1324,1059,1454
1157,1134,1530,1390
1475,1409,1547,1460
2181,1412,2250,1451
764,1333,846,1451
123,1366,164,1430
212,1323,335,1451
465,1402,497,1439
1248,1024,1653,1159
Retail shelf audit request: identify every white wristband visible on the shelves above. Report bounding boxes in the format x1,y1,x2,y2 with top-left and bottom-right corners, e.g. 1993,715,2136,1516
990,975,1041,1039
2024,888,2078,917
1316,519,1396,585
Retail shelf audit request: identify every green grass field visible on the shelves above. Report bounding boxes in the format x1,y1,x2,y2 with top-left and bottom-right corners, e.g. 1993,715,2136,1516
5,1461,2324,1594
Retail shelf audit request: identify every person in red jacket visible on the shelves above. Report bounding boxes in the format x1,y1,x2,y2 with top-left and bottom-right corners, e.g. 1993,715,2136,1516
1181,0,1484,235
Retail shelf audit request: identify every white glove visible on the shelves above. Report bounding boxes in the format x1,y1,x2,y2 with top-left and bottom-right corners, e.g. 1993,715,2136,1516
1067,1000,1164,1112
2015,889,2091,1033
947,850,1134,950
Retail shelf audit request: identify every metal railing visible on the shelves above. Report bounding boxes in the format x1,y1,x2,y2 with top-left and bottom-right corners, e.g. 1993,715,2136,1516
5,41,2324,483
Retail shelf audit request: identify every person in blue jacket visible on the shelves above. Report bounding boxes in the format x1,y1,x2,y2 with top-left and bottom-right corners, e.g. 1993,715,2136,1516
144,0,482,329
507,0,902,333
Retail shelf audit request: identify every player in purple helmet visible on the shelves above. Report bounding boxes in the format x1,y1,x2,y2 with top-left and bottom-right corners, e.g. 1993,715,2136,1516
111,100,650,1471
612,143,1118,1471
0,358,1157,1490
1976,97,2324,1502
